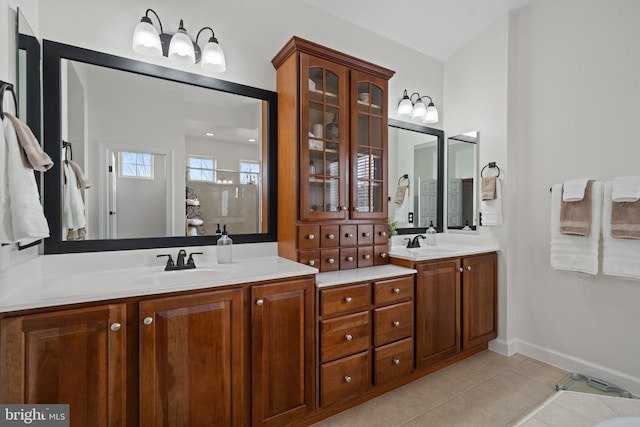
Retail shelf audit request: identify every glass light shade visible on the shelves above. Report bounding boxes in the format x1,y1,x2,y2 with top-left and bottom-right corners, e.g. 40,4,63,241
168,30,196,64
423,104,439,123
397,98,413,116
201,41,226,72
132,20,162,56
412,100,427,119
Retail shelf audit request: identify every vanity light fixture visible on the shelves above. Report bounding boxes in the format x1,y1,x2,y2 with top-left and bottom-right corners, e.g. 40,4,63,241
397,89,439,124
132,8,226,72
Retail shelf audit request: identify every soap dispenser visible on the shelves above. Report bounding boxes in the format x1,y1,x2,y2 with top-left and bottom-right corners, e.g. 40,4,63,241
217,225,233,264
426,221,437,246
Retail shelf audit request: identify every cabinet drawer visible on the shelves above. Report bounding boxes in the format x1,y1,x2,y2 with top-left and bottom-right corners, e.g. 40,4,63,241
298,250,320,268
340,225,357,246
339,248,358,270
358,224,374,245
320,249,340,272
321,225,340,248
298,225,320,249
374,338,413,385
320,283,370,316
357,246,374,268
374,224,389,244
374,244,390,266
320,351,370,407
374,276,413,306
320,311,370,363
373,301,413,346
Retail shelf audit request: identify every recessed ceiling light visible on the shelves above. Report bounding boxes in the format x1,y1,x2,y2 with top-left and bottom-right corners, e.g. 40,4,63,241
205,132,215,137
248,138,256,142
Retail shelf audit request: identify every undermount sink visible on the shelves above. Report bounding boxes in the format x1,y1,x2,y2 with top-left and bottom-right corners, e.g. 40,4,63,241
131,267,228,287
410,246,456,253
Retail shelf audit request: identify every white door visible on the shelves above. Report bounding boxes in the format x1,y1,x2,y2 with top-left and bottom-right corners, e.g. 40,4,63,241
419,178,438,227
448,178,462,227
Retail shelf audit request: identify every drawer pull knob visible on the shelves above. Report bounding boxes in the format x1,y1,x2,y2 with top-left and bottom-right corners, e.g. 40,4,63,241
393,321,401,327
328,258,335,264
344,296,352,303
392,288,400,294
363,254,371,260
308,234,315,240
380,231,387,237
345,334,353,341
143,317,153,325
393,358,400,365
327,233,335,239
110,322,121,332
346,256,354,262
362,232,371,237
466,265,472,271
344,375,352,383
340,206,349,211
346,233,354,238
308,259,315,266
459,267,464,272
256,299,264,306
381,252,387,258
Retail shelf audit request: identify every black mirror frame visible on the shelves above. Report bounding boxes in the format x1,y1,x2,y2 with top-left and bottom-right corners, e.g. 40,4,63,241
388,118,444,234
42,40,278,254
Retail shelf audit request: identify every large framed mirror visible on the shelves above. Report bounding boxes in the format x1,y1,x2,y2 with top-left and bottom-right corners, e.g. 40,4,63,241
42,40,277,254
388,119,444,233
16,7,41,143
447,131,478,230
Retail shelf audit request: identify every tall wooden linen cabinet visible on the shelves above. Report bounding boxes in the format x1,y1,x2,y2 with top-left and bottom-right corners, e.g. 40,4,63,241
272,37,395,271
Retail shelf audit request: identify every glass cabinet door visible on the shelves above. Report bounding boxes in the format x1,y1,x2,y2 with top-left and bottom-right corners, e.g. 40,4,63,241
300,54,349,221
350,70,388,220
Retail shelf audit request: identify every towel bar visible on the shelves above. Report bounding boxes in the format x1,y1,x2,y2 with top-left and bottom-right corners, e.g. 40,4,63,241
481,162,500,178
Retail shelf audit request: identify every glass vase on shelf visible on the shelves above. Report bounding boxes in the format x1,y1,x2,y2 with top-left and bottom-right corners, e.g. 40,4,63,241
326,114,339,140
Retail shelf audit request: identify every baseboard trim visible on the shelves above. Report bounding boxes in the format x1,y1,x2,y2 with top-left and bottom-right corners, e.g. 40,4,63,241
489,338,518,356
515,339,640,397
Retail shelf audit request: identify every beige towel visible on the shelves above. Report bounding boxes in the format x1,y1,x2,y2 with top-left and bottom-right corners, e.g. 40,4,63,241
66,160,92,189
560,180,594,236
481,176,496,200
394,184,408,204
3,112,53,172
611,200,640,239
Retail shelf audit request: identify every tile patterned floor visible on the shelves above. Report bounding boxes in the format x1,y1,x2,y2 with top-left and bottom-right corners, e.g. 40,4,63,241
310,350,568,427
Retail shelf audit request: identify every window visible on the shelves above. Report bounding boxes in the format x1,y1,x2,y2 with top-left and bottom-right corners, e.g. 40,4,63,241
120,151,153,179
188,156,216,182
239,160,260,184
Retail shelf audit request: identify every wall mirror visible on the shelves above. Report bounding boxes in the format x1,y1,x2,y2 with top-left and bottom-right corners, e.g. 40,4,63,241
16,7,41,142
447,131,478,230
388,119,444,233
42,40,277,254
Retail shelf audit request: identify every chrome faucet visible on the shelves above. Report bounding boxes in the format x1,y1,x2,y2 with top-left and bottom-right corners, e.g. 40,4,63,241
157,250,203,271
405,235,426,248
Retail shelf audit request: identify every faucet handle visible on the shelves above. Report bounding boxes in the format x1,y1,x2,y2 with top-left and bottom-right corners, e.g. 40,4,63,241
187,252,203,267
157,254,174,270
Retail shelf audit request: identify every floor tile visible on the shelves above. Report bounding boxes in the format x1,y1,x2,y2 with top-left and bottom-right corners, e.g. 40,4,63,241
364,383,431,425
399,411,454,427
508,358,567,388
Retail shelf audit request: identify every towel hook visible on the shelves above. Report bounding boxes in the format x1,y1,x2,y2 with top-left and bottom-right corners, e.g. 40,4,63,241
0,82,18,117
481,162,501,178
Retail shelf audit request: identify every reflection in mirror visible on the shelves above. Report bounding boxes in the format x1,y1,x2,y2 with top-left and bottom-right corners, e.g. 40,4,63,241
16,7,41,141
43,41,277,254
447,132,478,230
388,119,444,233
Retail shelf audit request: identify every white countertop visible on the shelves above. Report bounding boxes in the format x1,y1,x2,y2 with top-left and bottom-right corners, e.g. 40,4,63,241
315,264,417,288
0,243,318,313
387,233,500,262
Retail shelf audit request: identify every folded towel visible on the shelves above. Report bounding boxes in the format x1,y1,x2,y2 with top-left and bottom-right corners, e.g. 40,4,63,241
562,178,590,202
481,177,503,226
66,160,92,189
612,176,640,202
603,182,640,280
394,184,408,204
1,117,50,243
560,180,594,236
394,186,410,223
611,195,640,240
550,182,601,275
3,112,53,172
481,176,496,201
63,162,86,235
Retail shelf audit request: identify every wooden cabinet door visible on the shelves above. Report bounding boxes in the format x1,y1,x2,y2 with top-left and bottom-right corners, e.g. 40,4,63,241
0,304,126,427
415,259,461,368
350,69,388,220
462,253,498,349
251,278,314,427
139,289,244,427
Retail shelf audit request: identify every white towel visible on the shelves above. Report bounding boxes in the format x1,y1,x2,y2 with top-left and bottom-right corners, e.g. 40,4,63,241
1,117,49,243
611,176,640,202
562,178,590,202
481,177,503,226
602,181,640,280
550,182,601,275
63,162,86,233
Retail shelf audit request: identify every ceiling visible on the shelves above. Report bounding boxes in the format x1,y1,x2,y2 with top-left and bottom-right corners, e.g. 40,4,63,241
301,0,533,60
